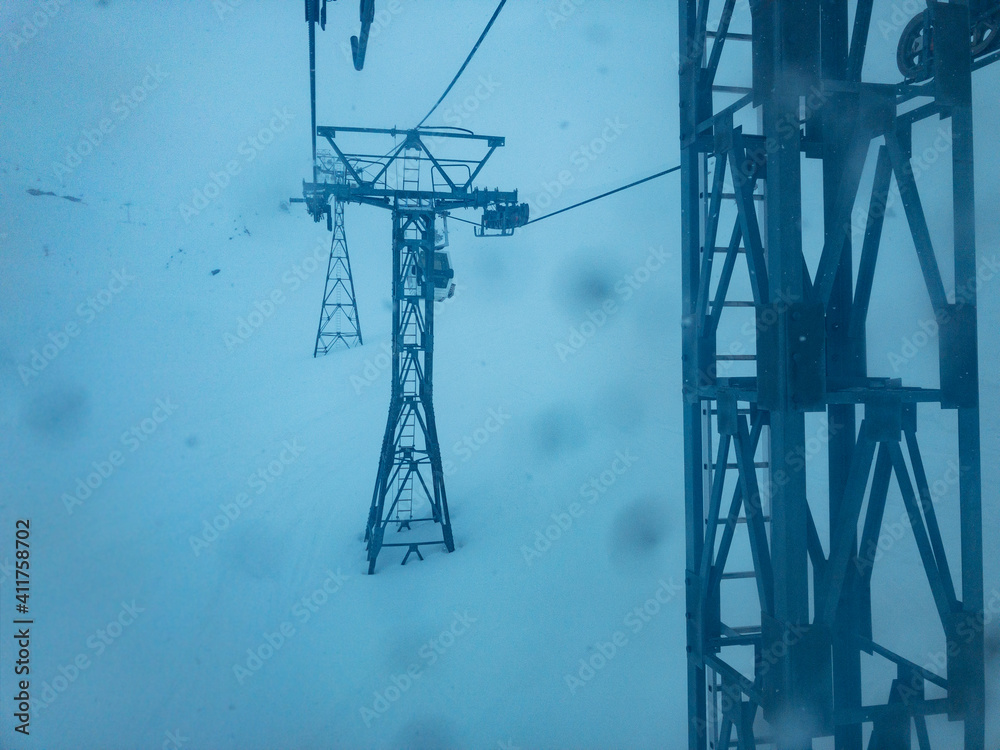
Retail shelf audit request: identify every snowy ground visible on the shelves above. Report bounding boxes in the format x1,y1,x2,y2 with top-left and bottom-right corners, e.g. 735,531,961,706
0,1,998,748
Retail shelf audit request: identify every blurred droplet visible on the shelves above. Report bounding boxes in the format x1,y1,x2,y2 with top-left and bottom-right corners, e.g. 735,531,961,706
392,717,459,750
608,497,670,569
23,384,90,440
531,403,588,458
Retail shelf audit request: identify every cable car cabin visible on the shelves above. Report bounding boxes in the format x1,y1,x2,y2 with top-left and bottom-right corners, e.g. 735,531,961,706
431,251,455,301
411,250,455,301
476,202,529,237
430,215,454,300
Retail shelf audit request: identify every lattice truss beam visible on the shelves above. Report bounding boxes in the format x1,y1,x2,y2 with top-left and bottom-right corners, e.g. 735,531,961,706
680,1,991,748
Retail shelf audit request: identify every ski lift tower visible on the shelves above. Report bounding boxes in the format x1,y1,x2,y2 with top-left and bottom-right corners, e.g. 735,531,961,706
299,126,527,574
313,153,364,355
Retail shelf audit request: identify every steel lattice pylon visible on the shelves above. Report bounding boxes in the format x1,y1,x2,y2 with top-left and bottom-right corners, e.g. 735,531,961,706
679,1,994,748
299,126,526,573
314,191,363,356
364,203,454,573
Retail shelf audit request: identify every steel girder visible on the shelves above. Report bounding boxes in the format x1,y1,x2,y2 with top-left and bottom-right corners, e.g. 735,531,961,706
680,1,987,747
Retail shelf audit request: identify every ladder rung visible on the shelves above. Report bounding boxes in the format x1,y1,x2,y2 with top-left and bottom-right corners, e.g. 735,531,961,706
721,301,755,307
707,30,753,41
713,516,771,525
721,192,765,201
712,85,753,94
716,354,756,361
712,246,745,254
720,571,758,580
711,462,769,469
386,517,436,524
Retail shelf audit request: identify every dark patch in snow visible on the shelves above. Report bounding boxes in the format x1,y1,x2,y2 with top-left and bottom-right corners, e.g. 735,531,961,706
211,269,221,276
221,518,286,580
392,717,460,750
531,404,587,458
26,189,56,197
23,384,90,439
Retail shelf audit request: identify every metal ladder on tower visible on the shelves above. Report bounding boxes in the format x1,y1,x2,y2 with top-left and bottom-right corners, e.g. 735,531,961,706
702,43,776,744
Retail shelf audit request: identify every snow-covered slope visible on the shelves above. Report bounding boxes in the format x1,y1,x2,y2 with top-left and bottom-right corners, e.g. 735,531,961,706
0,1,997,748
